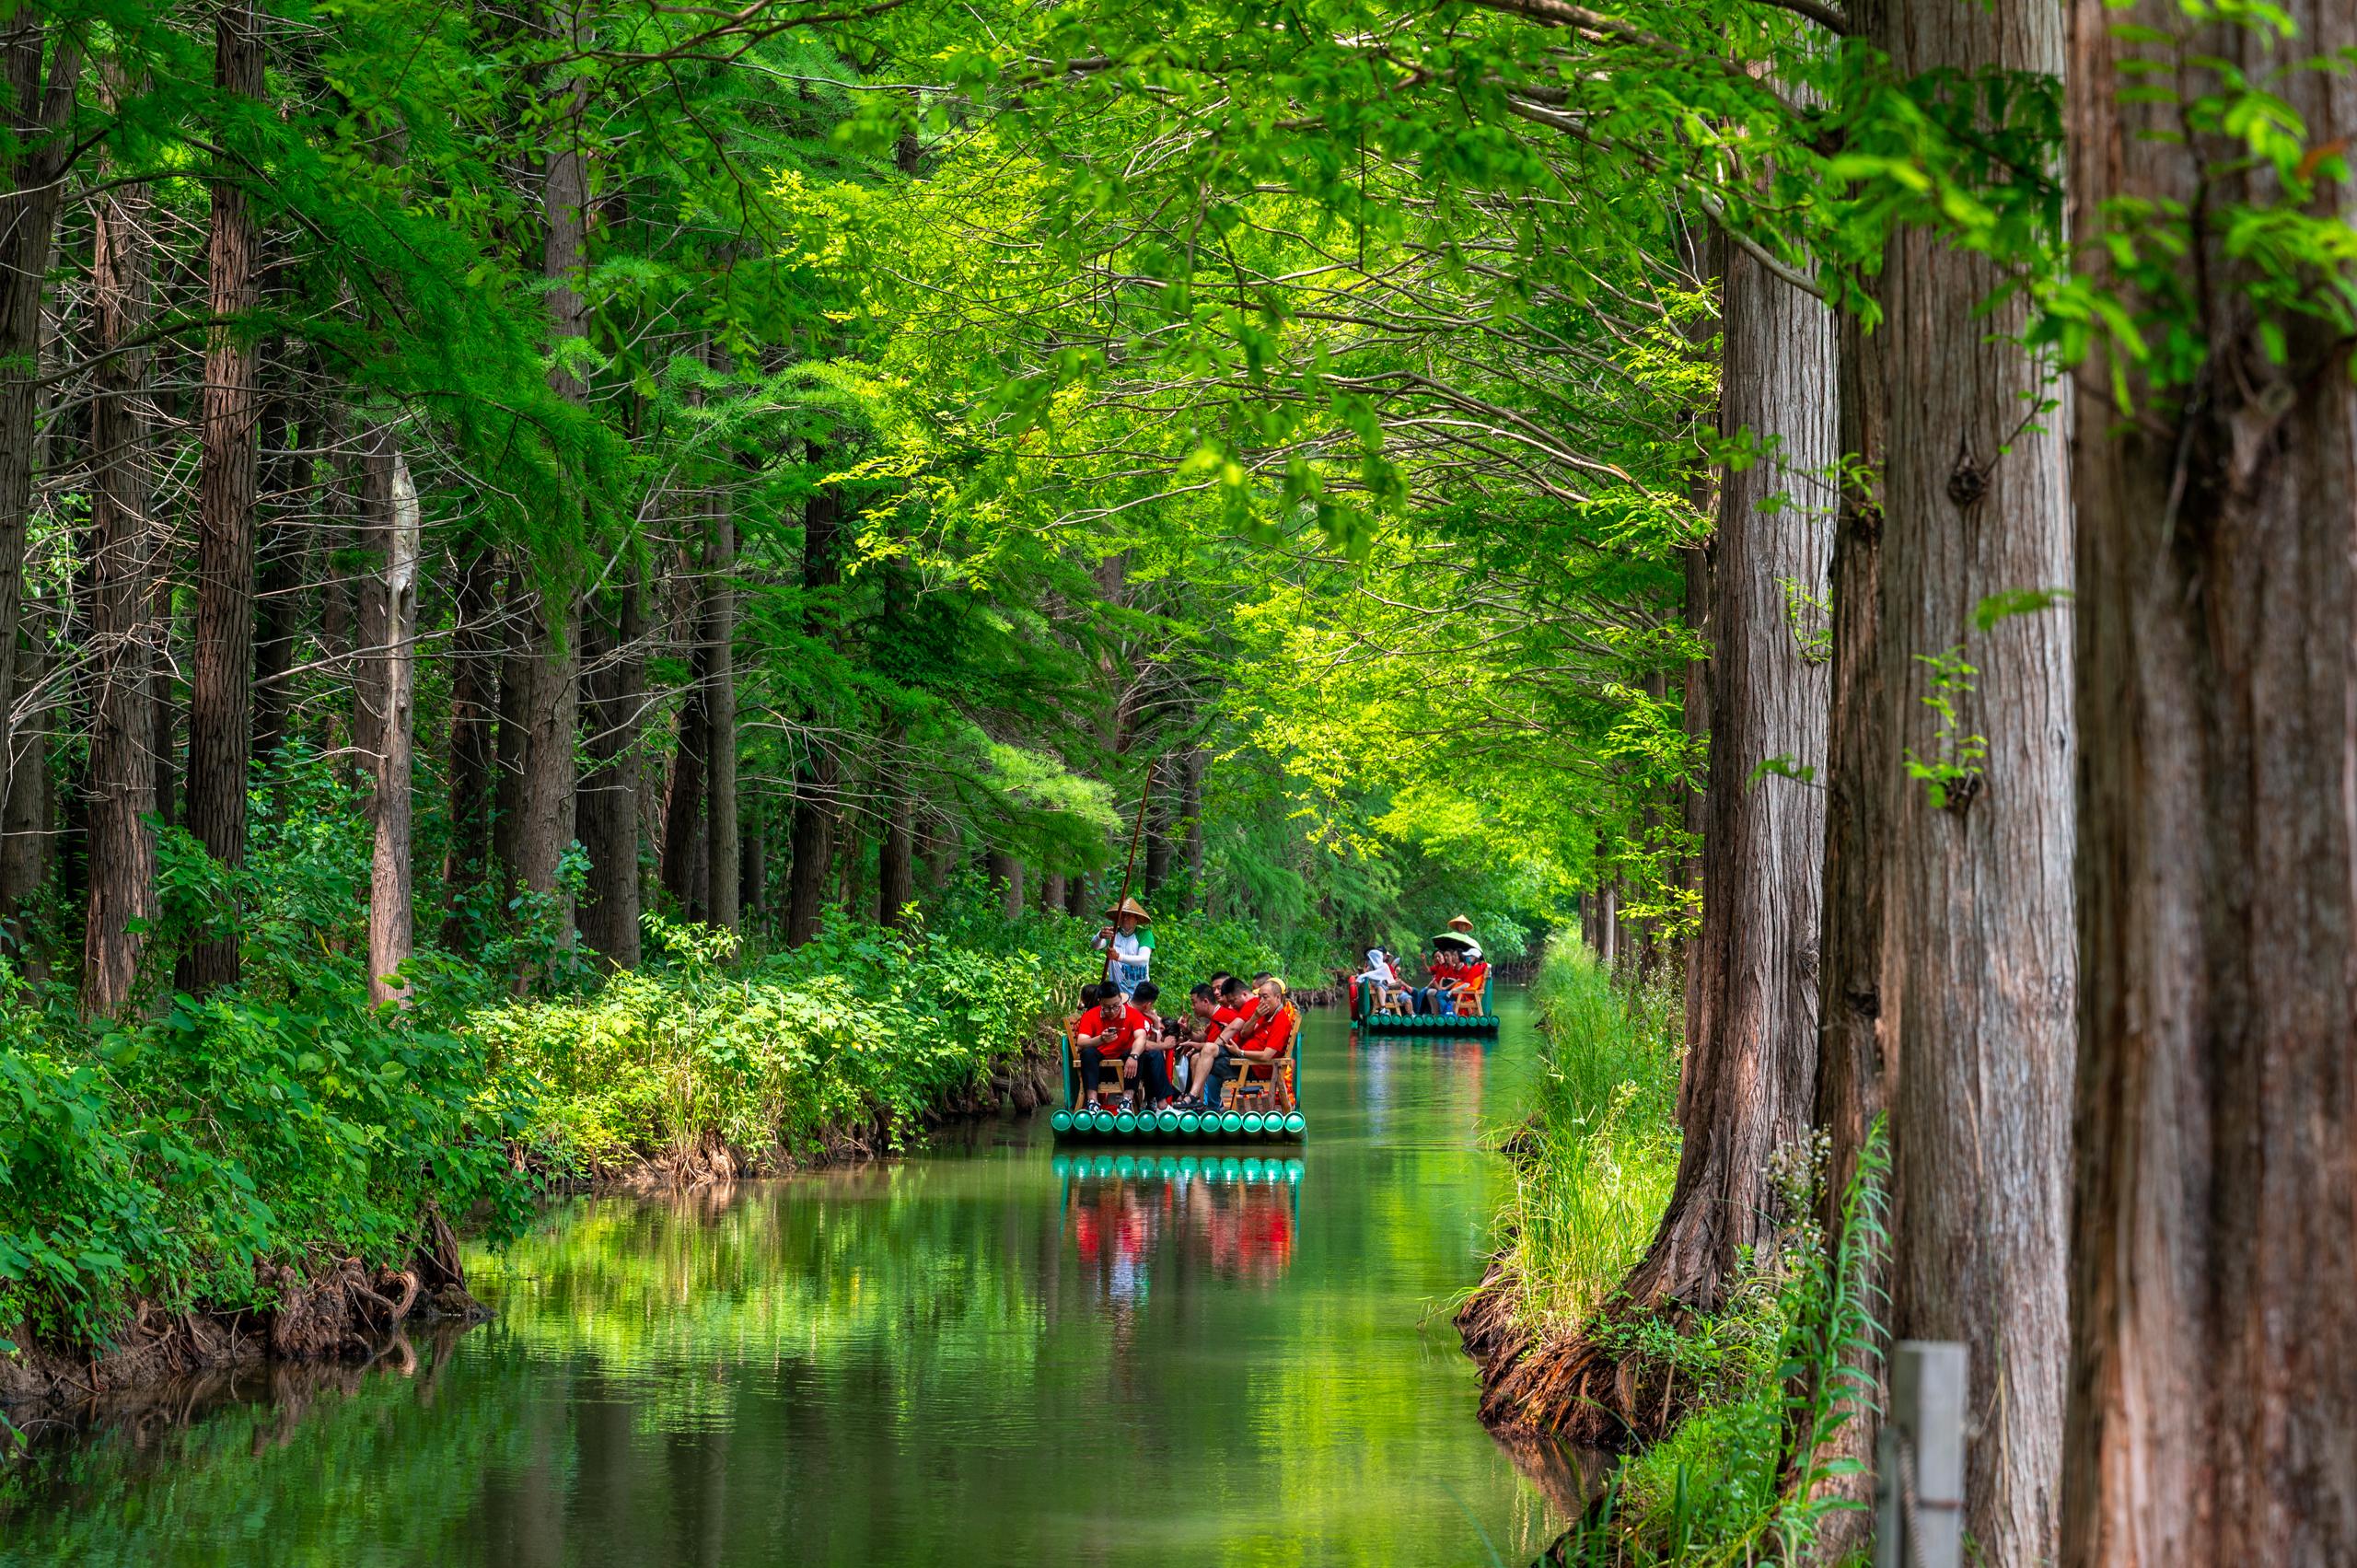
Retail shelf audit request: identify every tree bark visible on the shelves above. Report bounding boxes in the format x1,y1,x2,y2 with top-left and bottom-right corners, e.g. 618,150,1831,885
578,566,644,967
1801,235,1891,1564
0,632,51,938
1866,7,2078,1560
80,137,158,1017
661,663,708,919
490,570,529,895
438,545,500,946
180,0,267,994
1180,749,1203,908
877,775,914,926
361,430,419,1007
249,353,305,767
1616,238,1833,1322
2061,3,2357,1562
0,20,80,829
986,849,1023,920
702,503,738,932
738,794,763,917
784,477,841,947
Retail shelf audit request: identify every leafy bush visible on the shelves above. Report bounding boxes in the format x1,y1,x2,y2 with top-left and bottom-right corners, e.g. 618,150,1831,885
0,958,535,1355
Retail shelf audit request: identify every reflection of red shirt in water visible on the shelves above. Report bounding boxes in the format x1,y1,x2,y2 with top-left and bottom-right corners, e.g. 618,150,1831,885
1077,1003,1146,1059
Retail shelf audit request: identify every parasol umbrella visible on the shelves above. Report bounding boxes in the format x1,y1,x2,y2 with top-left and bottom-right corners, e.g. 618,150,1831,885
1432,933,1480,954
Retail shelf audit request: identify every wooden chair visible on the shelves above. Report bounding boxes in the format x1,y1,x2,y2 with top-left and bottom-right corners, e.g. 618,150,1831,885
1070,1028,1134,1110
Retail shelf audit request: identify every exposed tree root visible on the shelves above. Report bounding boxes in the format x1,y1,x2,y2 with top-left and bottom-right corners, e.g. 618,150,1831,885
1455,1254,1696,1451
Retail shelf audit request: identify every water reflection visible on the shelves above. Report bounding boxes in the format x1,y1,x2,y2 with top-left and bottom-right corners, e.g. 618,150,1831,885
1,997,1575,1567
1057,1156,1304,1315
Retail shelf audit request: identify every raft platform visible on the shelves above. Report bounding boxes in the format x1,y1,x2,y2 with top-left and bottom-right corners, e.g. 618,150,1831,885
1348,976,1500,1034
1051,1106,1306,1142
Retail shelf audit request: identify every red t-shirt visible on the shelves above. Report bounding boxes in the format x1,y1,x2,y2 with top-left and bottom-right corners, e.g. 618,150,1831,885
1459,962,1489,993
1212,1005,1246,1041
1078,1004,1145,1059
1431,958,1461,983
1240,1005,1295,1078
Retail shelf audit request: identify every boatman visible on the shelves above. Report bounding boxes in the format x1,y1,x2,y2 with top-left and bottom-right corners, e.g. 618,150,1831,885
1094,897,1155,994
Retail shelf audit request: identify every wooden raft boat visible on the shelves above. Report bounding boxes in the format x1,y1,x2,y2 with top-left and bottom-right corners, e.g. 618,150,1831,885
1050,1021,1307,1144
1349,973,1501,1034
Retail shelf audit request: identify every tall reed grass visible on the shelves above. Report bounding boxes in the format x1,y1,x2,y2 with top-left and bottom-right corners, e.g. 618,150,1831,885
1492,940,1682,1336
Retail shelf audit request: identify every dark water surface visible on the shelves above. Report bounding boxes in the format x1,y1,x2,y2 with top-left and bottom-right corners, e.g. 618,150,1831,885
2,993,1572,1566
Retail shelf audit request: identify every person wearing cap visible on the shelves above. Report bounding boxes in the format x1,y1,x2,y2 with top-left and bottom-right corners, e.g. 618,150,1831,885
1418,916,1481,1014
1093,897,1155,993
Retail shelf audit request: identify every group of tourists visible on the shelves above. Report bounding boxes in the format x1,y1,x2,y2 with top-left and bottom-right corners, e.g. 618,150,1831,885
1356,914,1492,1015
1078,899,1298,1114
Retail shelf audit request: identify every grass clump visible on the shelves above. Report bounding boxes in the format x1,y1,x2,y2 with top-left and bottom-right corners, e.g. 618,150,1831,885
1491,939,1682,1335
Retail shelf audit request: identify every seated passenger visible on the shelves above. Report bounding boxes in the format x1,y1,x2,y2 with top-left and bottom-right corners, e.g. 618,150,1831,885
1198,973,1294,1110
1125,980,1180,1107
1182,977,1251,1108
1416,947,1459,1014
1357,947,1410,1013
1074,981,1143,1106
1446,954,1491,1015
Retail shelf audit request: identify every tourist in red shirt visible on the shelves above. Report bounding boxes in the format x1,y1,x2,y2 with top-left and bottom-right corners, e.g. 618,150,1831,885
1198,973,1295,1109
1074,981,1139,1103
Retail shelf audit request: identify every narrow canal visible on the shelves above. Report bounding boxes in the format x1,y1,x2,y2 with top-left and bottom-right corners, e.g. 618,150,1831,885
1,994,1572,1566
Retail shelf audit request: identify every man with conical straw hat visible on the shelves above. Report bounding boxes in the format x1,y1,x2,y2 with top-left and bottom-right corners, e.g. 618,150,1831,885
1095,896,1155,994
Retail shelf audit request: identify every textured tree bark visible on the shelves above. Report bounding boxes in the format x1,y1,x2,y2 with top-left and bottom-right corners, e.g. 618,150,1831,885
1800,247,1890,1565
738,797,763,917
661,660,709,920
1180,749,1203,908
0,21,80,826
985,850,1024,921
505,15,590,945
0,633,52,936
1869,7,2077,1561
249,352,306,769
148,577,175,829
438,547,500,947
877,775,915,927
1620,238,1832,1317
180,4,267,994
2061,4,2357,1562
784,479,842,947
578,566,644,967
361,431,419,1007
81,144,158,1018
490,571,528,894
702,504,738,932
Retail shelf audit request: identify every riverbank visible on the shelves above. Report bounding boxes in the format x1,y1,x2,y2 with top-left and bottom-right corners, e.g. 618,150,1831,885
1,902,1282,1418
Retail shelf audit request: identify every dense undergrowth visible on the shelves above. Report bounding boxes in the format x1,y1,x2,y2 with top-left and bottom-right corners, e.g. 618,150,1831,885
0,756,1280,1368
1487,938,1889,1566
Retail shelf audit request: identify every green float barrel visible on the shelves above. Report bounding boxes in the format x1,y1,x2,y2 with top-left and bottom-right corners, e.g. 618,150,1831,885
1220,1111,1244,1135
1050,1109,1073,1133
1241,1113,1265,1135
1157,1109,1181,1133
1284,1112,1306,1136
1178,1112,1202,1135
1115,1113,1138,1135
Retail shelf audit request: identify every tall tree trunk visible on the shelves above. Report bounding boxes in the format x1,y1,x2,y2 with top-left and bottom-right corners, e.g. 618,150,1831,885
738,793,763,918
661,674,708,918
1801,244,1891,1562
249,354,305,767
0,633,52,939
80,140,158,1017
1868,6,2077,1559
505,22,590,946
784,755,834,946
180,0,266,994
1041,868,1065,916
986,850,1023,921
877,775,914,926
2061,4,2357,1562
578,566,644,967
702,503,738,932
491,571,529,894
439,545,499,946
1180,749,1203,908
0,20,79,829
1618,238,1832,1317
149,576,175,829
361,430,419,1007
784,478,841,947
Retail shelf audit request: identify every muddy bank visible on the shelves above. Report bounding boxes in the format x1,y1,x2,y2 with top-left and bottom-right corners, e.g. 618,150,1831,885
4,1044,1062,1414
0,1209,479,1415
1456,1252,1683,1451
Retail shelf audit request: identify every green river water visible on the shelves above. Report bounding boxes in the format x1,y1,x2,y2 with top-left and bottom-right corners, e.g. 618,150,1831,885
1,992,1582,1566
